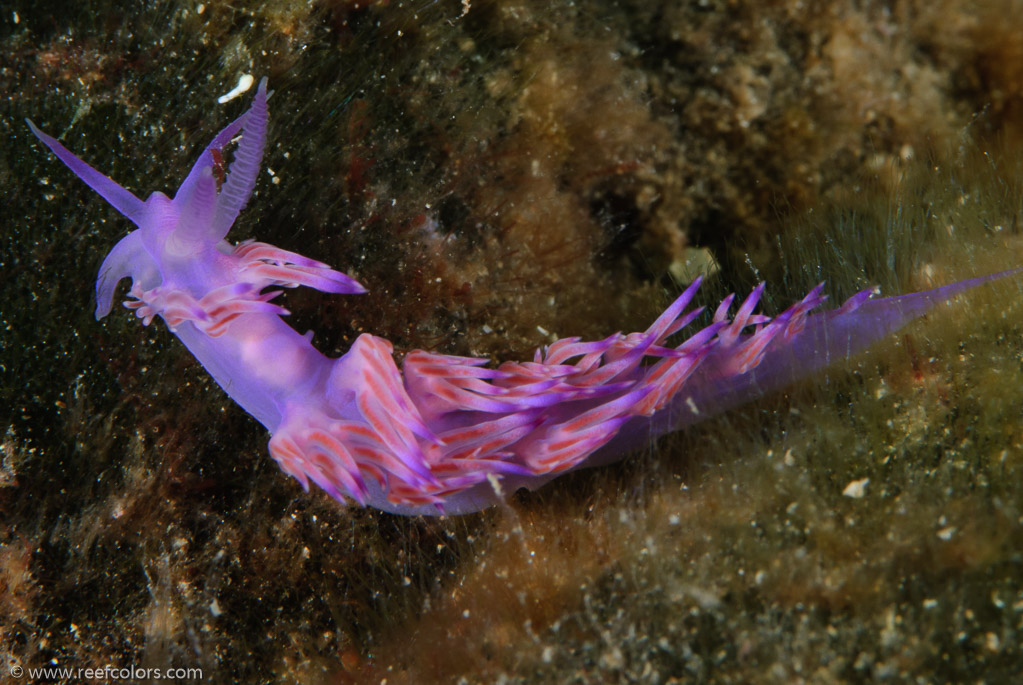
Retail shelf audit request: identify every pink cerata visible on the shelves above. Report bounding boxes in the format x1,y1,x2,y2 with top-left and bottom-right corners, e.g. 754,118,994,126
28,78,1021,515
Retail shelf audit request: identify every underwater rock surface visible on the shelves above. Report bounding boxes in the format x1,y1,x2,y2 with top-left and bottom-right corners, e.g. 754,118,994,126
3,1,1022,682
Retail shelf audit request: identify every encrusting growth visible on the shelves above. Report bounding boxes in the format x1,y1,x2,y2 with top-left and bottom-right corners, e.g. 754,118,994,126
28,79,1022,515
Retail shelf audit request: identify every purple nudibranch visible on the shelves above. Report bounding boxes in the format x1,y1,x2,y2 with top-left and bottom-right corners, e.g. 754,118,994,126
29,79,1021,515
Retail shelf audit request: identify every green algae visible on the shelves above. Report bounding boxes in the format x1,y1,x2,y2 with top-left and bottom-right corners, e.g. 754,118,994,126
2,1,1023,683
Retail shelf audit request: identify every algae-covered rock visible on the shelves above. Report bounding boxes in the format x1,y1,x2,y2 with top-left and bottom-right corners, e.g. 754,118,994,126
2,1,1021,682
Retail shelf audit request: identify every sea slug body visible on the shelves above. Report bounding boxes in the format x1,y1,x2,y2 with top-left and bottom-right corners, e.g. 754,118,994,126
28,80,1021,515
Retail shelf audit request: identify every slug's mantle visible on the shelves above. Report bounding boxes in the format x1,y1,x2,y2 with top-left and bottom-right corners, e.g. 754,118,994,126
28,80,1020,515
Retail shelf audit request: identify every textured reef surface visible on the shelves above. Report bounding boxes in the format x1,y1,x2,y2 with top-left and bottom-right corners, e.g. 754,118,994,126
3,1,1023,682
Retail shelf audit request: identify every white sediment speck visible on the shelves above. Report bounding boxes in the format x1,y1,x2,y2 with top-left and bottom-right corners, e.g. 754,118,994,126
842,477,869,498
486,473,504,498
217,74,255,104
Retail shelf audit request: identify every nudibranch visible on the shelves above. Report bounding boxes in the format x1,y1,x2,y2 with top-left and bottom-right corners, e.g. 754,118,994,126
28,79,1020,515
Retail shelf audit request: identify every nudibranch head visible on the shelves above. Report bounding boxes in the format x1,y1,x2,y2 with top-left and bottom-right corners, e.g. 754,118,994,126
27,78,273,317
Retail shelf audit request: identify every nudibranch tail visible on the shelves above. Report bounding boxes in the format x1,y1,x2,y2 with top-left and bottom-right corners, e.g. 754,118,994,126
30,79,1022,516
601,269,1021,461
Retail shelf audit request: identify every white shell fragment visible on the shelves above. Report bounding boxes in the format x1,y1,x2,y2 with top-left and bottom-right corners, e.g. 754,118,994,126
842,477,870,498
217,74,255,104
